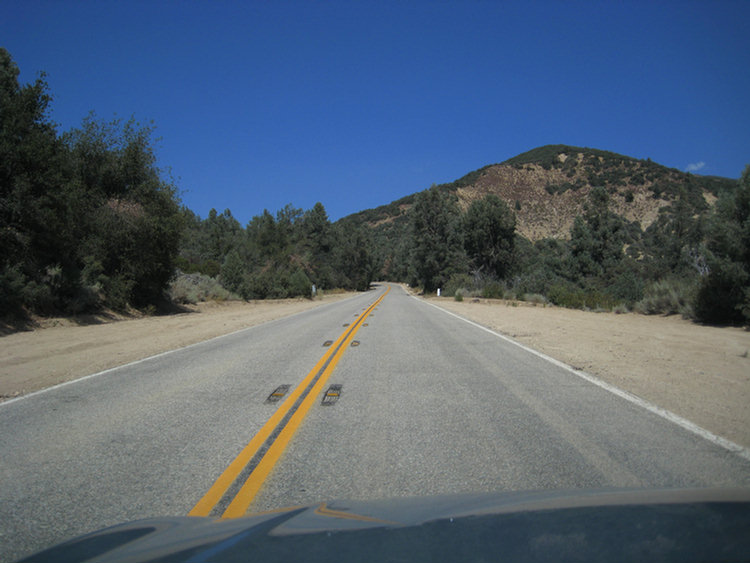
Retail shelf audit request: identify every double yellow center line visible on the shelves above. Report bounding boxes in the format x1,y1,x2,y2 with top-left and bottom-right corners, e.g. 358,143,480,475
189,286,389,519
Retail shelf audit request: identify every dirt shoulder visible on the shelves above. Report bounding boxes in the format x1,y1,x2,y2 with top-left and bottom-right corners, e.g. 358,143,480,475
425,296,750,449
0,293,355,400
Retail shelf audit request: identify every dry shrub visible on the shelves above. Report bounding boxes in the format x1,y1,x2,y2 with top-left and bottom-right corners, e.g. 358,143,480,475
634,279,696,318
169,272,235,304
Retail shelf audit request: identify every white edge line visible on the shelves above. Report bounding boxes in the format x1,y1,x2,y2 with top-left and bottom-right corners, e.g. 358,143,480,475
0,294,363,409
415,295,750,463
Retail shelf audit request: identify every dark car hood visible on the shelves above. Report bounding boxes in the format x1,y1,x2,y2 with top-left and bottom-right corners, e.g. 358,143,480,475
18,488,750,563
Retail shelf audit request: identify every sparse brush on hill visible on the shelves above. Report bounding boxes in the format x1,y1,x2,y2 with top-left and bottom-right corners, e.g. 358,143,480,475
340,145,747,324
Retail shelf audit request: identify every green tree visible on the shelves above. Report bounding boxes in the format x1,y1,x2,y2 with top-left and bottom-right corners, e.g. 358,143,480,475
568,187,626,281
301,202,334,287
65,115,183,307
0,48,68,311
288,268,312,298
175,207,217,275
642,189,705,278
694,165,750,324
204,208,244,263
220,249,245,294
331,223,374,291
248,210,285,260
275,204,304,246
463,194,516,279
410,187,466,292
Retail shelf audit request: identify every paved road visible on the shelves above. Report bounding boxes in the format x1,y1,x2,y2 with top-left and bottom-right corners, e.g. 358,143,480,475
2,283,749,561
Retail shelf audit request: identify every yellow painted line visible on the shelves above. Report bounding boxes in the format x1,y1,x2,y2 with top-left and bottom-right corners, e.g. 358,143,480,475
189,287,388,518
313,502,400,525
222,288,389,518
190,299,369,516
245,504,306,517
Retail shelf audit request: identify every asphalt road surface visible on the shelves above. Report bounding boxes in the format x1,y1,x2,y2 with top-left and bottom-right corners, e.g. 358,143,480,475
2,283,749,561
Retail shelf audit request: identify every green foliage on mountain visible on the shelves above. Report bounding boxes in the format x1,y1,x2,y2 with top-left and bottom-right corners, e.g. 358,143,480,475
341,144,747,324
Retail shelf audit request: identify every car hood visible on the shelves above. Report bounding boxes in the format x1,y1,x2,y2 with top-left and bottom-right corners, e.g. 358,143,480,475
18,488,750,563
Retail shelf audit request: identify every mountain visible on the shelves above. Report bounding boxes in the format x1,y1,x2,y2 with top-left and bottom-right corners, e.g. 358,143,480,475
340,145,737,241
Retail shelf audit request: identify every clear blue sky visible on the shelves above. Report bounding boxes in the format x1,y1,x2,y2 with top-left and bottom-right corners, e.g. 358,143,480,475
3,1,749,224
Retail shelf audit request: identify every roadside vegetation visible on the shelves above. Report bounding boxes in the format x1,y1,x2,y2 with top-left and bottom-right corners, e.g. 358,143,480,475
175,201,374,302
0,49,373,320
1,49,182,316
382,167,750,325
2,47,748,326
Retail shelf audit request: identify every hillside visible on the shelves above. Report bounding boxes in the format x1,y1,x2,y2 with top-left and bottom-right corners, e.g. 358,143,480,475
340,145,737,241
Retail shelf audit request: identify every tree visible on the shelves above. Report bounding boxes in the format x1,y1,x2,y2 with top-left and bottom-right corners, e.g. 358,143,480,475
288,268,312,298
694,165,750,324
175,207,218,275
0,48,68,311
463,195,516,279
199,208,244,264
642,189,705,278
275,204,304,245
66,115,183,307
568,187,626,281
301,202,334,287
410,187,466,292
331,224,374,291
220,249,245,294
248,210,285,260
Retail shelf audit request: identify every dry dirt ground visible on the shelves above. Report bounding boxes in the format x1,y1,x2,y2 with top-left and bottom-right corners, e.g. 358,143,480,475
2,290,749,450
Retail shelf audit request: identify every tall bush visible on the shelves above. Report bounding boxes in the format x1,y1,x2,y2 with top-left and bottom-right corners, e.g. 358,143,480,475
694,165,750,324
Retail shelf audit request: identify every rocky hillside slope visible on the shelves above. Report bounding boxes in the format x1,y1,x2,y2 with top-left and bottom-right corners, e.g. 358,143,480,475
342,145,737,241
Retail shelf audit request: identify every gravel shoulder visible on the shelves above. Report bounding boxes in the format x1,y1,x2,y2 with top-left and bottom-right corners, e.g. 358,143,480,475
2,290,749,450
425,296,750,449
